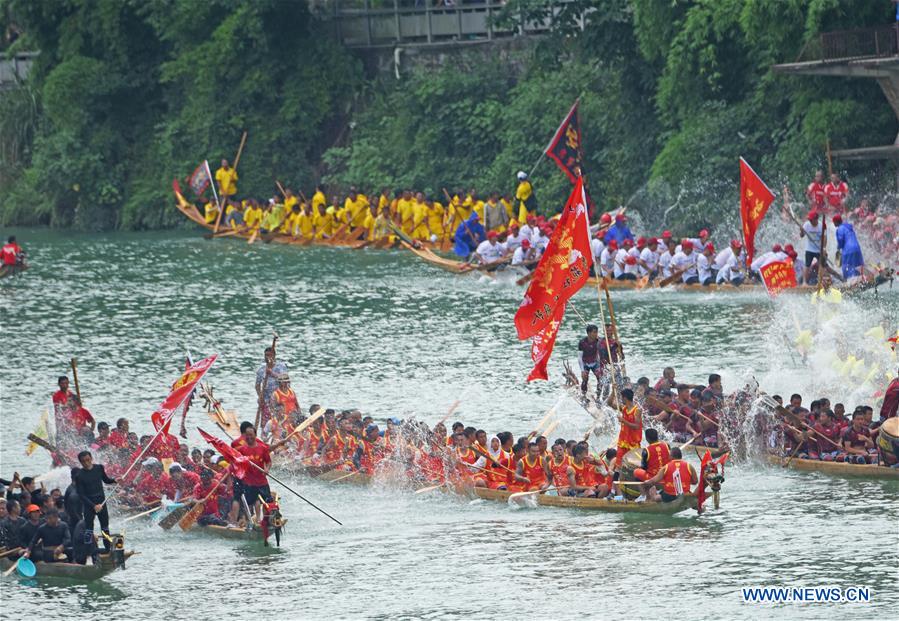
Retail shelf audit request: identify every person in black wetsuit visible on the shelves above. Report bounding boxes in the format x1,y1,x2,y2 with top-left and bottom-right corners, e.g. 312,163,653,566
63,468,82,532
73,451,116,552
24,508,70,562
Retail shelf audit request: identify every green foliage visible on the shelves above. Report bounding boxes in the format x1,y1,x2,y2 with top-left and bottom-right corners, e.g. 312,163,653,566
1,0,361,229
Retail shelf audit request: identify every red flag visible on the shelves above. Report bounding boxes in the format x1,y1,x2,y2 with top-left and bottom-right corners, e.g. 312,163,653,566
514,177,593,341
545,99,583,184
150,354,217,435
189,160,212,197
526,303,565,382
695,449,713,514
759,260,798,298
198,428,249,480
739,158,775,266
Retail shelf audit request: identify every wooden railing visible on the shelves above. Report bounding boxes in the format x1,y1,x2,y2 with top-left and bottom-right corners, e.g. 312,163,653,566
795,24,899,63
318,1,576,48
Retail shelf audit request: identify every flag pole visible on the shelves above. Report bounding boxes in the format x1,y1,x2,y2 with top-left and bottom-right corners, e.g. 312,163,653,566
580,177,621,411
209,160,226,233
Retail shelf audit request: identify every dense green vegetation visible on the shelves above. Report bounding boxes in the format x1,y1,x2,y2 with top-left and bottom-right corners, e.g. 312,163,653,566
1,0,896,232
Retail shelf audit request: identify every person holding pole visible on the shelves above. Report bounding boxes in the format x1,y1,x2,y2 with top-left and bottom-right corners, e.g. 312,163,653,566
73,450,116,558
215,159,238,204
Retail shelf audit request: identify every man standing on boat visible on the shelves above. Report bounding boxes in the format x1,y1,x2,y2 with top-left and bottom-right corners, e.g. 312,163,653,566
799,209,824,285
578,324,602,395
614,388,643,468
215,159,238,203
256,347,287,430
1,235,25,268
229,423,272,525
73,451,116,556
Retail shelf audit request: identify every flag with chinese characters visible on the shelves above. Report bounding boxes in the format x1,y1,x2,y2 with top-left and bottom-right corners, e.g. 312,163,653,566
514,177,593,341
527,303,565,382
150,355,217,432
739,158,775,266
545,99,583,184
189,160,213,197
759,260,798,298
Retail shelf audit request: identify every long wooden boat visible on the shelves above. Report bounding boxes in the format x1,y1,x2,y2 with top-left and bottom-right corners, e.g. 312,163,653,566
196,521,287,544
766,454,899,480
0,551,135,581
311,463,701,514
173,183,438,251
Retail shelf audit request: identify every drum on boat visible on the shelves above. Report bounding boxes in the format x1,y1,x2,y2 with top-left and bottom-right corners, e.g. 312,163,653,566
618,448,642,499
877,417,899,466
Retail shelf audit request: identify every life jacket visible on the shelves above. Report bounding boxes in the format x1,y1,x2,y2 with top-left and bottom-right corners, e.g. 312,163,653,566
661,459,693,496
273,388,298,417
485,450,510,486
571,459,591,487
617,405,642,450
549,455,571,487
644,441,671,477
520,454,547,486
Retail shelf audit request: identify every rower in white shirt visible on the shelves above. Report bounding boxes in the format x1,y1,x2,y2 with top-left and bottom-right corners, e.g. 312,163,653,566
639,238,660,279
599,240,618,278
750,244,788,276
696,242,715,286
614,246,629,279
531,227,550,252
504,220,527,252
671,239,699,284
658,238,678,279
714,239,746,286
473,231,507,266
511,238,537,267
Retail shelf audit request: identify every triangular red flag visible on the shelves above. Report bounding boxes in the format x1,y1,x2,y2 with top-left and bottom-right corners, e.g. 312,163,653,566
739,158,775,266
514,177,592,341
198,427,250,480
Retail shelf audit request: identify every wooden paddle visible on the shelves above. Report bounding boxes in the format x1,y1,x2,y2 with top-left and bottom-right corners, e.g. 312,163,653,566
122,501,162,523
71,357,82,404
3,558,23,577
436,399,461,427
327,471,361,484
527,408,558,440
658,267,689,288
0,547,22,559
270,406,325,452
507,485,562,501
158,502,192,530
178,473,231,531
414,482,446,495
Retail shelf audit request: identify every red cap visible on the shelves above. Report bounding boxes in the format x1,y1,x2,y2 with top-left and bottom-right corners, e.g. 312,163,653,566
808,210,818,220
615,213,626,222
487,231,498,240
608,240,619,249
682,240,693,250
636,236,646,247
521,238,531,248
704,242,715,253
526,215,537,224
784,243,795,253
623,238,634,248
625,256,637,265
648,237,659,246
661,230,672,239
833,214,843,225
600,213,612,224
787,249,798,259
730,239,742,249
772,244,782,253
26,504,40,513
699,229,709,237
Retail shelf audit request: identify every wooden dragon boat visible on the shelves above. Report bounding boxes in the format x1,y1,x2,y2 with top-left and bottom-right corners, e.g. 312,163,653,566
766,454,899,480
197,519,288,546
173,182,439,251
311,463,703,514
0,550,135,581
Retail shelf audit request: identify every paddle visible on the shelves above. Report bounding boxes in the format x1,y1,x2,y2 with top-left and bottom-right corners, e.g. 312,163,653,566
158,502,192,530
0,547,23,560
121,501,163,523
436,399,461,427
327,471,361,484
246,461,342,526
507,485,561,501
658,267,689,288
526,407,558,440
413,482,445,495
270,406,325,453
178,473,231,532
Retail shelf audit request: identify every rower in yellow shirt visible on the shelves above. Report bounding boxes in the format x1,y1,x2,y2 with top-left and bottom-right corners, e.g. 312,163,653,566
283,189,299,212
202,197,220,225
313,203,335,239
280,204,300,235
378,189,391,213
244,200,263,230
397,190,416,235
312,186,326,211
214,159,238,201
370,205,392,242
345,188,370,229
412,192,431,240
501,193,515,220
427,199,446,239
296,203,315,239
515,171,537,223
261,200,285,233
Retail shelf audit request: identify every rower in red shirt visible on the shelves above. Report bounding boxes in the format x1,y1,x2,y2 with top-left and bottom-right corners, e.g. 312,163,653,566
191,469,229,526
548,443,572,494
841,411,876,464
811,409,843,460
641,447,698,502
514,442,550,491
823,173,849,212
108,418,130,448
228,422,272,524
614,388,643,467
805,169,826,211
1,235,24,266
132,458,175,505
169,463,201,501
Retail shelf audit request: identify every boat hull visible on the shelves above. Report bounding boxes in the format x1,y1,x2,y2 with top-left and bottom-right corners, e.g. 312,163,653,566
766,454,899,479
0,551,134,580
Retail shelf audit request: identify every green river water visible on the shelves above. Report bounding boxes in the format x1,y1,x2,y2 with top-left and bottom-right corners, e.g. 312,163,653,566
0,228,896,619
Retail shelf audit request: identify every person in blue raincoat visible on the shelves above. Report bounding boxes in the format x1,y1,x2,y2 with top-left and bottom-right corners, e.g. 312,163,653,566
453,213,486,258
603,213,634,245
833,214,864,280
